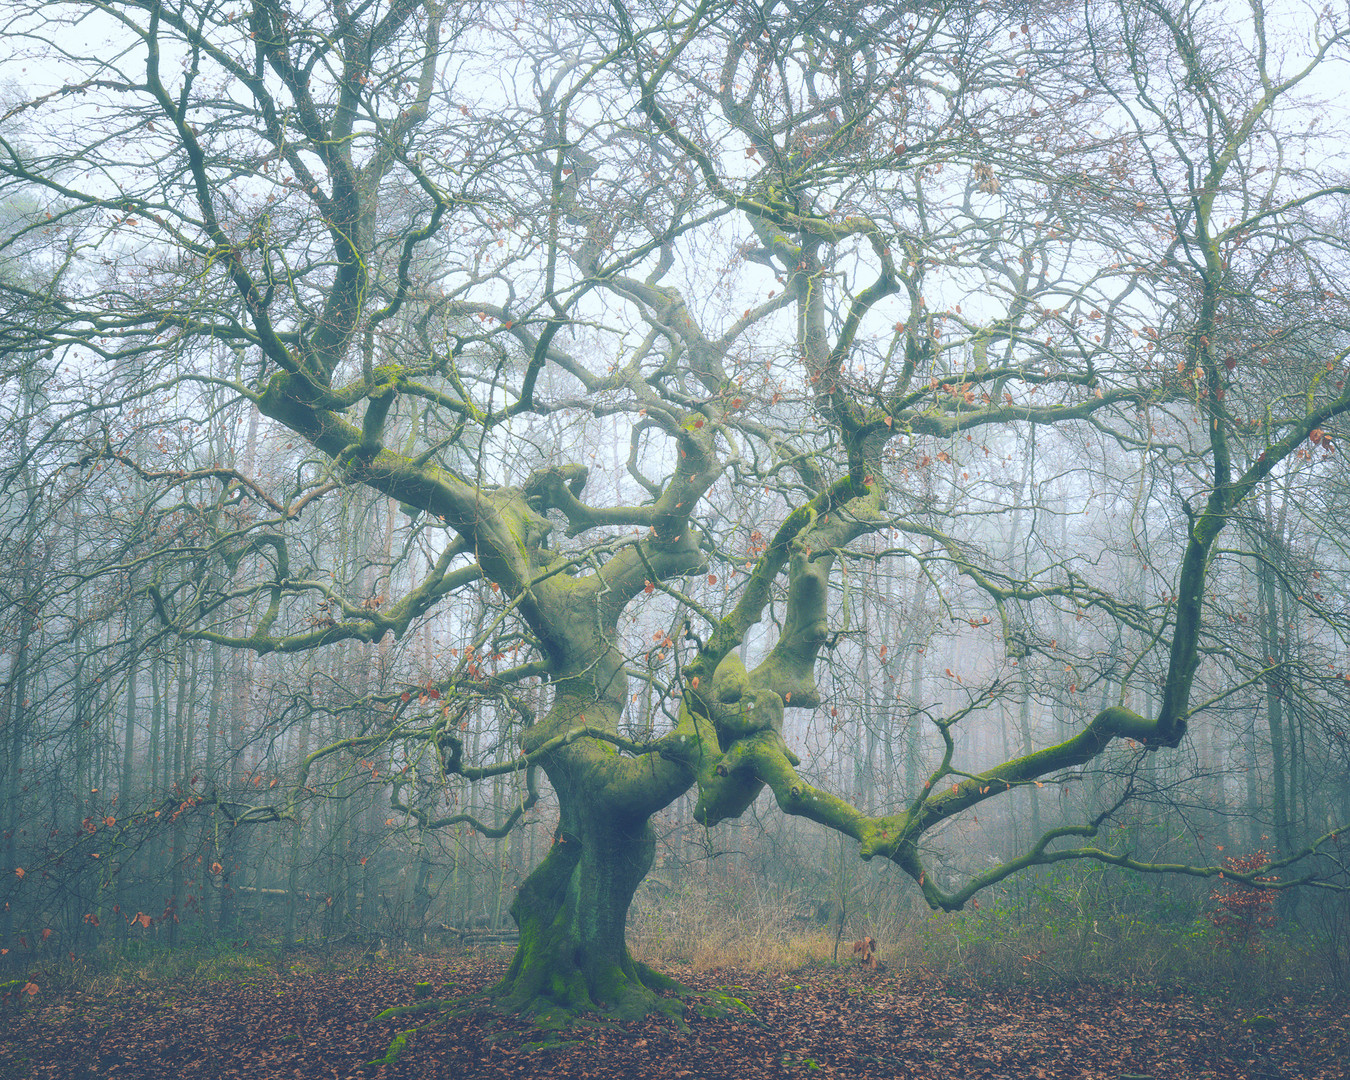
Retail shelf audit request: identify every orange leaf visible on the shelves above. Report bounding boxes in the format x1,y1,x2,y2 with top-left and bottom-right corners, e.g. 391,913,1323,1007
951,783,959,795
690,676,699,689
210,862,223,875
103,816,116,827
13,867,23,879
41,928,52,941
23,982,38,996
643,580,654,594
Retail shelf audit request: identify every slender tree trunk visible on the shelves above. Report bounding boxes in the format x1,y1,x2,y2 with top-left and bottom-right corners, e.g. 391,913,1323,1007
168,642,198,947
121,647,139,806
0,559,35,947
411,834,434,944
284,685,312,944
1280,582,1301,843
201,640,223,937
1019,679,1040,841
492,771,505,928
1245,712,1262,852
1259,555,1290,852
148,657,162,802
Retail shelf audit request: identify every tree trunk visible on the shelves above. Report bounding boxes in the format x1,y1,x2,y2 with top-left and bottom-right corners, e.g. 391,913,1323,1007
1259,554,1291,852
202,640,223,937
494,806,680,1021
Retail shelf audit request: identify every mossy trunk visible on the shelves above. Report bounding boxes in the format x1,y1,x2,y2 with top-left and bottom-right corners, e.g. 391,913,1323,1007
493,806,679,1021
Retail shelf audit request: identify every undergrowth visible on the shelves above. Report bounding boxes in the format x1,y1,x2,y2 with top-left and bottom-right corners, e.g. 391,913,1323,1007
8,939,435,1008
626,880,1346,1003
8,884,1345,1010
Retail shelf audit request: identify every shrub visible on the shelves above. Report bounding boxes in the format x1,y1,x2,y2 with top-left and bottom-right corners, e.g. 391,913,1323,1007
1208,851,1277,953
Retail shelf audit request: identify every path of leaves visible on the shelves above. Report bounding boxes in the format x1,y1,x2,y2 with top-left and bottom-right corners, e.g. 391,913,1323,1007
3,953,1346,1079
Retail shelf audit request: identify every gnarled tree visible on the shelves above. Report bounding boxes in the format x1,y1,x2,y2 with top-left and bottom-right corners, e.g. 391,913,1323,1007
2,0,1348,1019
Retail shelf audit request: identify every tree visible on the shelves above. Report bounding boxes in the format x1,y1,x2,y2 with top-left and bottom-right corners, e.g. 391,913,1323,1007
2,0,1348,1019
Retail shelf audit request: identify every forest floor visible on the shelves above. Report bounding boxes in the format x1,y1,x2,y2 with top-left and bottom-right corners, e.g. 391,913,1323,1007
1,949,1345,1080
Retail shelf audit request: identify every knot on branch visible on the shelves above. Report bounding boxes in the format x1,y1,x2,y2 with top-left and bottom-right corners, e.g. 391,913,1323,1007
712,689,784,742
711,651,750,703
523,463,588,508
437,732,464,775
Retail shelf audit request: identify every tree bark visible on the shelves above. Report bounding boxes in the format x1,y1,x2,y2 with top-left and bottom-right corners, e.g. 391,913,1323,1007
494,804,679,1021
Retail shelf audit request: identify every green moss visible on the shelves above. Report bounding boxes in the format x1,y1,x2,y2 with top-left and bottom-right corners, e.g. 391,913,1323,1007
695,990,757,1020
711,651,750,702
858,813,909,859
371,999,444,1022
520,1037,582,1052
363,1027,415,1069
633,961,684,995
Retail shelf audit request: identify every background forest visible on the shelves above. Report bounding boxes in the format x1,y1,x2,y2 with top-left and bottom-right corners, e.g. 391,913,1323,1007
1,0,1349,1016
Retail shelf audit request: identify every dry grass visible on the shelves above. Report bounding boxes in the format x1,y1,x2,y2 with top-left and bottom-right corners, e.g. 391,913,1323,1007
627,885,918,973
626,891,1338,1003
631,917,839,973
